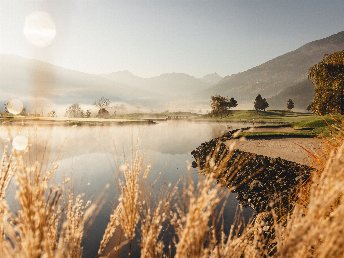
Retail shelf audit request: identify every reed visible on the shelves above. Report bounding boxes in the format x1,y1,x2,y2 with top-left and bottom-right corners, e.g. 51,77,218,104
0,123,343,257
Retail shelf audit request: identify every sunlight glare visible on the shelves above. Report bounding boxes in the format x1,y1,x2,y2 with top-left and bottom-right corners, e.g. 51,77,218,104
6,99,23,115
12,135,29,151
23,11,56,48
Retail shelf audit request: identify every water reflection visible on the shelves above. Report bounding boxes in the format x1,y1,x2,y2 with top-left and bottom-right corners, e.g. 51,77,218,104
0,121,252,257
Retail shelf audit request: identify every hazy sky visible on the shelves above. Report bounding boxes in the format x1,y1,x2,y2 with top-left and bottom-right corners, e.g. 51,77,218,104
0,0,343,77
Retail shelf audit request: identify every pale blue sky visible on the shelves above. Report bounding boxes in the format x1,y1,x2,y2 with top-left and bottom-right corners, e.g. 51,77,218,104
0,0,343,77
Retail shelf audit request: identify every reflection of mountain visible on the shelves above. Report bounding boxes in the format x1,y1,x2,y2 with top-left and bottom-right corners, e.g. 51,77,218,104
140,122,228,155
203,31,344,109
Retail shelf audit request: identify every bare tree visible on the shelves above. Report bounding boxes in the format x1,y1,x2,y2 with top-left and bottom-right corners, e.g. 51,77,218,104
94,97,111,118
65,103,84,118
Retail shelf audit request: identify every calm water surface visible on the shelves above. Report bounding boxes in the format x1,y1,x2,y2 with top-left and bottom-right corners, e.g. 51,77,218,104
0,121,253,257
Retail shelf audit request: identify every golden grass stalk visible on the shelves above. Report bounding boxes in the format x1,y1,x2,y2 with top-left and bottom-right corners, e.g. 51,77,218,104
11,153,61,258
140,200,168,258
174,176,221,258
275,140,344,257
0,149,95,258
56,194,96,258
0,147,14,200
98,151,143,256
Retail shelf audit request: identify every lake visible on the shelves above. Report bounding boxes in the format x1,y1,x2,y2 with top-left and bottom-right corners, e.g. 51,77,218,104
0,120,253,257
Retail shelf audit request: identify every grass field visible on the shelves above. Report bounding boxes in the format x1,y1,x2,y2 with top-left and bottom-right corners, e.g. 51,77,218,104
196,110,316,123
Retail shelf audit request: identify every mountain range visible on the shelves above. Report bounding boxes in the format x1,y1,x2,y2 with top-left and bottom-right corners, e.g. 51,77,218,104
0,55,221,111
0,31,343,112
206,31,344,109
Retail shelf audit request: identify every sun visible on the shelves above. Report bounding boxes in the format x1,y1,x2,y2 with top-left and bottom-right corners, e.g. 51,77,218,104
23,11,56,48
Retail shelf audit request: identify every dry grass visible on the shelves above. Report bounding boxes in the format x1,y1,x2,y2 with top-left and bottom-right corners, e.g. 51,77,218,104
0,150,95,258
0,122,343,257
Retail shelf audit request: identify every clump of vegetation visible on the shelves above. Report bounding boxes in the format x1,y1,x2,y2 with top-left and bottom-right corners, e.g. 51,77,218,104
210,95,238,118
65,103,85,118
48,110,57,117
287,99,294,111
309,50,344,115
254,94,269,111
94,97,111,118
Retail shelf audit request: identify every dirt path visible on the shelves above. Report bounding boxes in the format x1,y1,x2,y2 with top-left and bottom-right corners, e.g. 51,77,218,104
225,138,323,166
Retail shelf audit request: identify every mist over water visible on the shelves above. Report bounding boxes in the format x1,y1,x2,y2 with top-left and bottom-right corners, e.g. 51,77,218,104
0,121,252,257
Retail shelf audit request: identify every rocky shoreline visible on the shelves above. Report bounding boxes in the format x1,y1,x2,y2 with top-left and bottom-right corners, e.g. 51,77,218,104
191,128,314,215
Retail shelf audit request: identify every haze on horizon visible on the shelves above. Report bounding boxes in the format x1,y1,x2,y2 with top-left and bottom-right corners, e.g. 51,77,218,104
1,0,343,78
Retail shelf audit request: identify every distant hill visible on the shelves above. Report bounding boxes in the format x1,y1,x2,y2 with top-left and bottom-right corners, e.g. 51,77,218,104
206,31,344,108
0,55,218,112
103,71,211,97
267,79,314,110
0,55,150,105
199,73,223,85
2,31,343,112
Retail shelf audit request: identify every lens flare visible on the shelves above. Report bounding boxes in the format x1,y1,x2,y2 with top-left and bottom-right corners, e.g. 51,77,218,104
12,135,28,151
23,11,56,48
6,99,23,115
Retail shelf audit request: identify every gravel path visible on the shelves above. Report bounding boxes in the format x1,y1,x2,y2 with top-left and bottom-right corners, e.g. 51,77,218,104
226,138,323,166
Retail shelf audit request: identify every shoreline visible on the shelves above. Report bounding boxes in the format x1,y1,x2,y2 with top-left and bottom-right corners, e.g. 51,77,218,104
191,127,317,213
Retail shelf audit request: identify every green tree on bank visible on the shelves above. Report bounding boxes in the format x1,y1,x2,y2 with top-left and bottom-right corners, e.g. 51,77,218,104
287,99,295,111
254,94,269,111
309,50,344,115
210,95,238,118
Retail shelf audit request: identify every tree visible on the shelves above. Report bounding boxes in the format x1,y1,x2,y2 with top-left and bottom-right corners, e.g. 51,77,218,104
94,97,111,118
210,95,238,118
254,94,269,111
85,109,91,118
3,103,9,113
287,99,295,111
229,97,238,109
306,102,314,113
65,103,84,118
48,110,57,117
309,50,344,115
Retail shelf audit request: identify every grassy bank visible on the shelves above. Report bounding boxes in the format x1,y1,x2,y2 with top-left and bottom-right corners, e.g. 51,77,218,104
196,110,342,137
195,110,315,123
235,131,316,139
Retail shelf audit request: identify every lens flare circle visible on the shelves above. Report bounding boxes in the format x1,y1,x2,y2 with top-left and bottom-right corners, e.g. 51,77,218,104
6,99,23,115
12,135,28,151
23,11,56,48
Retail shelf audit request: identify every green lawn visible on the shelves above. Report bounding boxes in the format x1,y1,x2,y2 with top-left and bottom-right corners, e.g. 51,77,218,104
196,110,343,137
196,110,316,123
292,115,342,136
